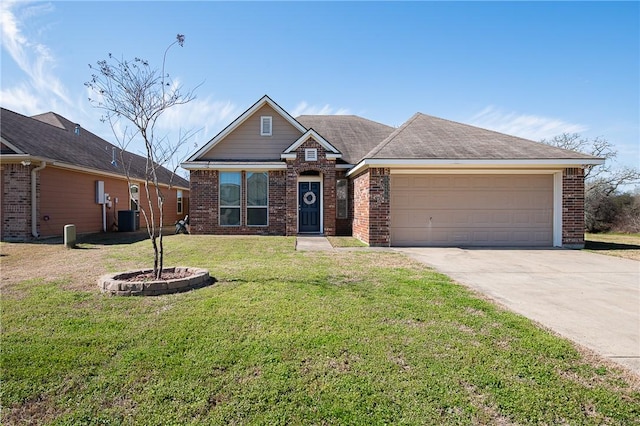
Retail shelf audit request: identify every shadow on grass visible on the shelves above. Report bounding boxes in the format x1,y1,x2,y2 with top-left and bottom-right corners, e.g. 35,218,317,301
584,240,640,251
3,230,155,246
78,231,151,246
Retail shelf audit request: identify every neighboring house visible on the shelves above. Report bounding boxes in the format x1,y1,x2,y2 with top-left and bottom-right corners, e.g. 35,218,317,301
1,108,189,241
182,95,603,248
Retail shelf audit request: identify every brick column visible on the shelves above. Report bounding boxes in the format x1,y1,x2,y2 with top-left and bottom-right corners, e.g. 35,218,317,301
189,170,218,234
368,168,390,246
352,171,370,243
285,164,298,236
562,167,585,248
2,164,32,241
352,167,390,247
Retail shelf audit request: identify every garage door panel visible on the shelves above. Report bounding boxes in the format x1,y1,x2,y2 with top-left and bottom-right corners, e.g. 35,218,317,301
390,174,553,247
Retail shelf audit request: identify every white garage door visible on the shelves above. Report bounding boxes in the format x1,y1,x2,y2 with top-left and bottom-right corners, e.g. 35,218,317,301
390,174,553,247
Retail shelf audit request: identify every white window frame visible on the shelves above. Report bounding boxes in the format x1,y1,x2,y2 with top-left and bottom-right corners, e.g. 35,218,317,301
219,171,241,226
336,179,348,219
130,184,139,210
260,116,272,136
177,189,183,215
246,171,269,227
305,148,318,161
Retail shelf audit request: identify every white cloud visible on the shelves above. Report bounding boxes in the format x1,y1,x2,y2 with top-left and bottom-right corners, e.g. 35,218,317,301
0,84,43,115
159,96,238,146
469,106,588,141
292,101,351,116
0,1,72,110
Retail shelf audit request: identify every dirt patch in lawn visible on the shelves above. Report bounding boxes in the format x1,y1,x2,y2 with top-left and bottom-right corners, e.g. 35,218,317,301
0,234,147,293
1,242,108,291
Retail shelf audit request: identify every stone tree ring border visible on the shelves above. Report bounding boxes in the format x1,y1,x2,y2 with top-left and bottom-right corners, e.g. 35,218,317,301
302,191,317,205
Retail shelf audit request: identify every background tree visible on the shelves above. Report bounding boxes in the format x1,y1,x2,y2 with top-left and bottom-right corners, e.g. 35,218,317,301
86,34,196,278
542,133,640,232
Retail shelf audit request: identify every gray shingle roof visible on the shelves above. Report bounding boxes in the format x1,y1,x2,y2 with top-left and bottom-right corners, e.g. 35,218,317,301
296,115,395,164
296,112,597,164
1,108,189,188
366,113,597,160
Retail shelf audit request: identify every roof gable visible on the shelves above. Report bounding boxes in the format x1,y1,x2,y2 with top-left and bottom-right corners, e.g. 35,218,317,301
281,129,341,159
187,95,307,161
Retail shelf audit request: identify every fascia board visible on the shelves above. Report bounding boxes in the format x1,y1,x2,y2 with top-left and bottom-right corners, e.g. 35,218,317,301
347,158,605,177
181,161,287,171
0,154,38,163
50,161,189,189
0,137,25,154
283,129,341,154
186,95,307,162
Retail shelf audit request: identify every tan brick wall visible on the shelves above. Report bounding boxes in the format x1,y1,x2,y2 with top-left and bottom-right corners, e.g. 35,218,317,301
562,167,585,248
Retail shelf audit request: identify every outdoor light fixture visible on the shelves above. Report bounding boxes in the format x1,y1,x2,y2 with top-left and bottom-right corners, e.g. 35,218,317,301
21,160,31,166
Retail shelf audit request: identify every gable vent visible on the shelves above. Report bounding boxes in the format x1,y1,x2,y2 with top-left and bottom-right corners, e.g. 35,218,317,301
305,148,318,161
261,116,272,136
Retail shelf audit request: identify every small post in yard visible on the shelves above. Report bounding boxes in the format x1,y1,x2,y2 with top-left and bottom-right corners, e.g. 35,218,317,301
64,224,76,249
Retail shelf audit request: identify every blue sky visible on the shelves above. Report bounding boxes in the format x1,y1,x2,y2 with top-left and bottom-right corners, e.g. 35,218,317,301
1,1,638,175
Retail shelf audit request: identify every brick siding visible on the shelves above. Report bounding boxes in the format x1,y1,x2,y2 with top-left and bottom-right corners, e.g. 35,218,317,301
284,139,337,236
562,167,585,248
1,164,33,241
352,168,390,246
190,137,343,237
190,169,286,235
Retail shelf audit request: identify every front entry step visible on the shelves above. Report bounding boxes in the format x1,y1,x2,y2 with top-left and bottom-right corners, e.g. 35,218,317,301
296,236,333,251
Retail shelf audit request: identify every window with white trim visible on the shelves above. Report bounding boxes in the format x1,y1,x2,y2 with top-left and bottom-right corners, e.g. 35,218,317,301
247,172,268,226
336,179,348,219
220,172,241,226
305,148,317,161
260,116,272,136
177,189,183,215
130,184,139,210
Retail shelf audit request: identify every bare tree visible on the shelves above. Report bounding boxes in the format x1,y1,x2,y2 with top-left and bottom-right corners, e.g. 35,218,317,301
541,133,640,195
542,133,640,233
85,34,196,279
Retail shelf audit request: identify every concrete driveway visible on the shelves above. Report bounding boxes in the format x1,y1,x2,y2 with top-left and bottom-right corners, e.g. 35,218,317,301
395,247,640,375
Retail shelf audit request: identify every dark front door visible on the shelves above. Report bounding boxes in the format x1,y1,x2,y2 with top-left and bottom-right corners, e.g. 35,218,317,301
299,181,321,233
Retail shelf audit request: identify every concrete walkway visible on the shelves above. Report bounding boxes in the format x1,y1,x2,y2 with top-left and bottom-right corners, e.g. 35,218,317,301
395,247,640,375
296,236,334,251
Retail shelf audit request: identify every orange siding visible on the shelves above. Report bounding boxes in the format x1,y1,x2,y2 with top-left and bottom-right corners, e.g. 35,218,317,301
38,167,188,237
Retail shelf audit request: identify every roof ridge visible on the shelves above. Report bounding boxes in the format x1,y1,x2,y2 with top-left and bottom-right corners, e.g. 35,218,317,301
295,114,393,129
363,112,422,159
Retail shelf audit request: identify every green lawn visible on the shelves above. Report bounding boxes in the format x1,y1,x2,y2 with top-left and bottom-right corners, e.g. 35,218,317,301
2,236,639,425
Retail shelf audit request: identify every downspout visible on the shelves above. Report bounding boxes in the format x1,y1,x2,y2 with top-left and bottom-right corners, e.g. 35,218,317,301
31,161,47,238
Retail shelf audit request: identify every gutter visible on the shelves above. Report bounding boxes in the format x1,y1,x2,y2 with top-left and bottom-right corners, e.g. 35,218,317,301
31,161,47,238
